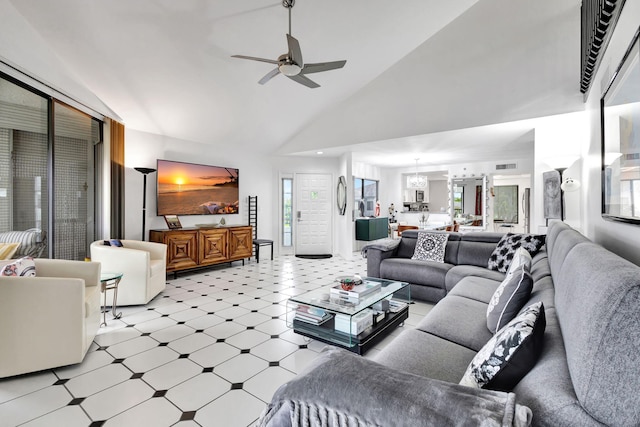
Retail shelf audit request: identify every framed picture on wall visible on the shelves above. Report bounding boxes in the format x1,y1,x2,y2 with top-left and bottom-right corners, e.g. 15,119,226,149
164,215,182,229
543,170,562,220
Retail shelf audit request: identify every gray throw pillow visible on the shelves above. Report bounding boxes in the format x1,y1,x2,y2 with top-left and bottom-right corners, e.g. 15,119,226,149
460,302,546,392
488,233,545,273
411,232,449,263
486,265,533,333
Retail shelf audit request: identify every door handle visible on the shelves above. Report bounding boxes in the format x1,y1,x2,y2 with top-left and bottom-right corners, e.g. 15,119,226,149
297,211,301,222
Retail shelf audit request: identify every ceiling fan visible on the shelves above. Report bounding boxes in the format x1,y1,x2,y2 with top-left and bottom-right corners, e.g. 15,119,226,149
231,0,346,88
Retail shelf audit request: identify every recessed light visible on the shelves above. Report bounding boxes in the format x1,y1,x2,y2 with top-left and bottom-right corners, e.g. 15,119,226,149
316,151,323,155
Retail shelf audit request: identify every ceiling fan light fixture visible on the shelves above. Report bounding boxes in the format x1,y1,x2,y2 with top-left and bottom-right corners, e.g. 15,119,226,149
279,63,301,76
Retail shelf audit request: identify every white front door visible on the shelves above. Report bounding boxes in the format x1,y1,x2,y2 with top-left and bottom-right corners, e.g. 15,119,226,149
295,173,332,255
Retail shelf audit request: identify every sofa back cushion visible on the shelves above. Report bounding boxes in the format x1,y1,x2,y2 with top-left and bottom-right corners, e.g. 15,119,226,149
398,231,461,264
553,239,640,426
456,233,503,267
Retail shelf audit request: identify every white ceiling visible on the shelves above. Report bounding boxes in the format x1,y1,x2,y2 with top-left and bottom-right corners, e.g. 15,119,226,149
7,0,585,168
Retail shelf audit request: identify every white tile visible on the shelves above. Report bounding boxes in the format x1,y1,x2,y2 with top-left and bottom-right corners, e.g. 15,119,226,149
225,330,270,350
153,302,191,315
279,349,320,374
123,346,179,373
278,329,309,345
0,371,56,404
168,308,207,323
203,321,245,339
143,359,202,390
107,336,159,359
81,379,154,421
195,390,265,427
20,405,91,427
121,309,161,325
54,349,115,379
185,313,225,330
104,397,182,427
244,367,296,403
214,305,251,320
234,311,271,327
223,294,255,305
134,316,178,333
181,295,216,307
214,354,268,383
94,326,142,347
151,325,194,343
190,343,240,368
254,319,289,336
257,304,287,317
168,332,217,354
198,300,232,313
259,293,289,303
165,373,229,411
250,339,299,362
65,363,131,397
238,298,272,311
0,384,71,426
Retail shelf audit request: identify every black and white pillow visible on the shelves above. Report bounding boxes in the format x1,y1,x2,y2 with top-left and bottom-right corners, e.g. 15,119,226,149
488,233,545,273
460,302,545,391
411,232,449,263
486,264,533,333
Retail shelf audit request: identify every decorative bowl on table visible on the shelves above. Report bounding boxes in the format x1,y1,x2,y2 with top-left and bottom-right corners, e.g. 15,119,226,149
336,276,363,291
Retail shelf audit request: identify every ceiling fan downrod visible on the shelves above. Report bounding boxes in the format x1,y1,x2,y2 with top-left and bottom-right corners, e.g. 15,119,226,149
283,0,295,36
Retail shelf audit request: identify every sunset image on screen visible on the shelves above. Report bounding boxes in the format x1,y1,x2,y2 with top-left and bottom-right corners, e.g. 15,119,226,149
157,159,239,215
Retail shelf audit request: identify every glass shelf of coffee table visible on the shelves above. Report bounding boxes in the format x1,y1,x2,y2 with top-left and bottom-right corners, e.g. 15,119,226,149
286,277,410,355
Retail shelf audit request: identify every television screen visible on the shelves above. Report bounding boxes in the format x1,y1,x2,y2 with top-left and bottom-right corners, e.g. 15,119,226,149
156,159,239,216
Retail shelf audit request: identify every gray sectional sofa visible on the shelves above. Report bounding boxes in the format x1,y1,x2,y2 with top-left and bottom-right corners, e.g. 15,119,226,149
366,230,506,302
258,221,640,426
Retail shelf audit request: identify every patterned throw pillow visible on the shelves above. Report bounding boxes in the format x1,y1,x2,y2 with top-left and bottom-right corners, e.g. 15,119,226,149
488,233,545,273
411,232,449,263
486,265,533,333
0,256,37,277
460,302,546,391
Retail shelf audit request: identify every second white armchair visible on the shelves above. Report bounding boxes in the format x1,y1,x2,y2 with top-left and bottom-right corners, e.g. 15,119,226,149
90,240,167,306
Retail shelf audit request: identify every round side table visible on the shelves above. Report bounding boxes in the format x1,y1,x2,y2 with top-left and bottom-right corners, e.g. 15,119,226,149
100,272,123,327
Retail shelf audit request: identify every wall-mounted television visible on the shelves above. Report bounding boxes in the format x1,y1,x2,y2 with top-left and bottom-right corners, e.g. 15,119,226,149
156,159,239,216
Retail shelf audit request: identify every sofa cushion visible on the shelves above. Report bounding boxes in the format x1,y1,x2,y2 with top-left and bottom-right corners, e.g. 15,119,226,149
380,258,453,288
445,265,505,293
486,265,533,333
460,302,546,392
373,328,477,383
488,233,545,273
416,295,494,352
411,232,449,263
448,276,501,304
0,257,36,277
0,229,46,258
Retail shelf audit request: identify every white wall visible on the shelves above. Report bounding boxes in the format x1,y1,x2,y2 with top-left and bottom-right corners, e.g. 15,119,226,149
583,0,640,265
124,129,274,242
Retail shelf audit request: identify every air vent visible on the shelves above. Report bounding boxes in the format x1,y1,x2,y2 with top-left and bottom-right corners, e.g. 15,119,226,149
495,163,517,170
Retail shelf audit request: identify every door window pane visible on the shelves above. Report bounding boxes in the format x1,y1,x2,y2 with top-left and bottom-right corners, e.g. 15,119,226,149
282,178,292,247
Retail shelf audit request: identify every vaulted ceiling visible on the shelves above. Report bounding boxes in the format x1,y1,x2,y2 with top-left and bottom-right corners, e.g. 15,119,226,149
7,0,584,167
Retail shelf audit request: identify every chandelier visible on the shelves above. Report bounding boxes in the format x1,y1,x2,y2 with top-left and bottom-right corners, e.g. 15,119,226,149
407,158,427,188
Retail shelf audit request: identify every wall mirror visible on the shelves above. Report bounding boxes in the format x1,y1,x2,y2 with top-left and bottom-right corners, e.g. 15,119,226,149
449,176,487,229
601,27,640,225
337,176,347,215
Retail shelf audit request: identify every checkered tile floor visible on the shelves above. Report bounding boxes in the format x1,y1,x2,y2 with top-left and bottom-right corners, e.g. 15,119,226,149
0,254,432,426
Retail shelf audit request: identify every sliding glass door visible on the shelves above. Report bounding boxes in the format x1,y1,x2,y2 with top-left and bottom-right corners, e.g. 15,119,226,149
0,74,102,260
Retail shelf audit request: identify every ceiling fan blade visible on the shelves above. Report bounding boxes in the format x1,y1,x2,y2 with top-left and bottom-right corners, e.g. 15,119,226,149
286,34,304,67
258,68,281,85
287,74,320,89
231,55,279,65
301,60,347,75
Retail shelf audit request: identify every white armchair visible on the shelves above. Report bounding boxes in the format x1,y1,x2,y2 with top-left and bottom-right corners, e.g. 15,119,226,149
0,259,101,378
90,240,167,306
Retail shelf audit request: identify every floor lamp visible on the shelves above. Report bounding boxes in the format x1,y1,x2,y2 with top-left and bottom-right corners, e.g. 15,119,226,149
134,167,156,241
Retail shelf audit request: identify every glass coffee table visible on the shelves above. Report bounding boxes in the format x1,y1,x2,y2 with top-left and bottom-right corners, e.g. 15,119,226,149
286,277,410,355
